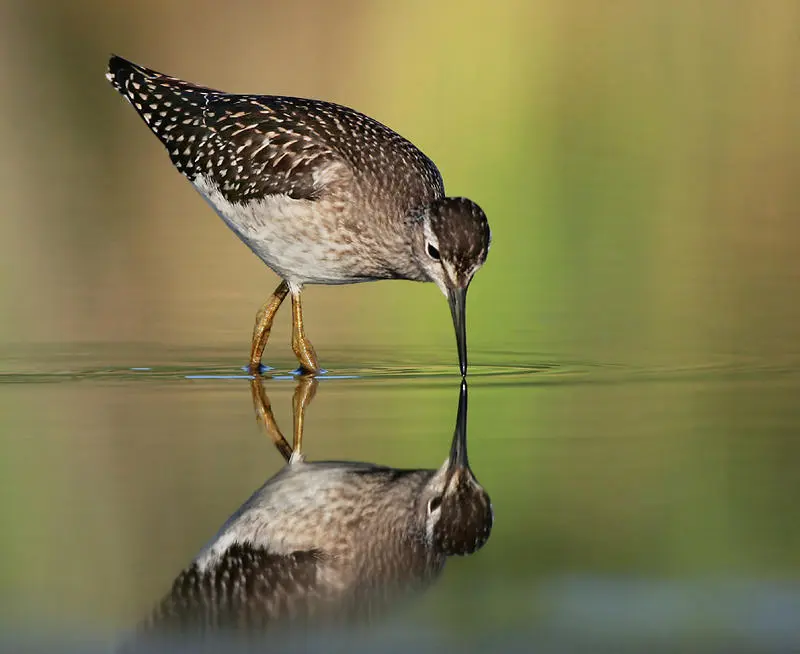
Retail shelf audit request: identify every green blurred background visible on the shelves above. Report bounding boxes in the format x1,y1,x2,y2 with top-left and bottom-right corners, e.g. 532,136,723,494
1,0,799,649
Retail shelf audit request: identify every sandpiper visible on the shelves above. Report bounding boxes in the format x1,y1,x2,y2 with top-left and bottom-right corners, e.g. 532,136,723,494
138,378,492,633
106,55,491,376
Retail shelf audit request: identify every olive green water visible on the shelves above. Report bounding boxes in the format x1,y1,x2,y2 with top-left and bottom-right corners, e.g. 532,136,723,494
1,341,799,652
3,1,800,651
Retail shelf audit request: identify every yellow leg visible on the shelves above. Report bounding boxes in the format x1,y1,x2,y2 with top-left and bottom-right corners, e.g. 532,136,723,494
249,374,318,462
249,280,289,373
249,375,292,463
290,290,321,375
291,376,318,456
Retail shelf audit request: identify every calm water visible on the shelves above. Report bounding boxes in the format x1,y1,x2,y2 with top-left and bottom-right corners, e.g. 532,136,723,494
1,343,798,652
4,0,800,650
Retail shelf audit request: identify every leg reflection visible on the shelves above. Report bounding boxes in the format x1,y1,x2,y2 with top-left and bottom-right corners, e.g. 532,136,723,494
291,375,318,458
249,375,318,463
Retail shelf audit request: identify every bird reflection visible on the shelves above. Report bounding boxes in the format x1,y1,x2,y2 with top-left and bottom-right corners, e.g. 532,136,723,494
138,376,492,638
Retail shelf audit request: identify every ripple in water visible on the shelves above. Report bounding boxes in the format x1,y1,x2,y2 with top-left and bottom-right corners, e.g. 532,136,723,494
0,344,797,386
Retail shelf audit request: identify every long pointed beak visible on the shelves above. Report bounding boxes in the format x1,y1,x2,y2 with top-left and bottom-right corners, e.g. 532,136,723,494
447,378,469,472
447,285,469,376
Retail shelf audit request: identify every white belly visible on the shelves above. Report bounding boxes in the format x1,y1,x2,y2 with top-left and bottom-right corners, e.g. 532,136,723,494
192,175,373,286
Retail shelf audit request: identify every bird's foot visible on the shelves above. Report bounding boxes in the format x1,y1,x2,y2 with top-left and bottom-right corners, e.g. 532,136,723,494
291,335,321,376
244,362,274,375
293,364,326,377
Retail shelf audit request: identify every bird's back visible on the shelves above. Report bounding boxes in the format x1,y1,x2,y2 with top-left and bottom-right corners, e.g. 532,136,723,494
106,56,444,214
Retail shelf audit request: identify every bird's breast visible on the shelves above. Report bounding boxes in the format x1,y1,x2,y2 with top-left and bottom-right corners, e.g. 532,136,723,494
192,173,404,285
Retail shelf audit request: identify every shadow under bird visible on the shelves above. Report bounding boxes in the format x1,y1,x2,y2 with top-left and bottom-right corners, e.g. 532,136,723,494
135,378,492,637
106,55,491,376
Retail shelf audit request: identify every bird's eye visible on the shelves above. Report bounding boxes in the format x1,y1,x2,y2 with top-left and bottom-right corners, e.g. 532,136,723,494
426,242,441,261
427,496,443,514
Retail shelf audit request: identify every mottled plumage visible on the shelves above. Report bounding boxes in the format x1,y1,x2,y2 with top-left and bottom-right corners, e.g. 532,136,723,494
148,544,325,631
138,380,491,636
106,55,491,374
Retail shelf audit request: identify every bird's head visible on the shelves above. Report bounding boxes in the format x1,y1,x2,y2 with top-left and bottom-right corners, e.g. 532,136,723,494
419,379,493,556
412,197,491,376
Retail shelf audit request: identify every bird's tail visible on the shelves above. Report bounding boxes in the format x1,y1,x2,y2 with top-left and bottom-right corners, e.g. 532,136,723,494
106,54,216,99
105,55,219,153
106,55,149,94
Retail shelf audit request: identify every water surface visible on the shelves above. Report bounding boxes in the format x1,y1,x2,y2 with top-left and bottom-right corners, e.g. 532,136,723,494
1,344,798,652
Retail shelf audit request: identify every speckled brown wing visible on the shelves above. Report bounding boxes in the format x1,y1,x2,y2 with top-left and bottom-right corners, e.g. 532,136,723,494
143,543,326,632
199,94,349,204
106,56,341,205
106,55,444,213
